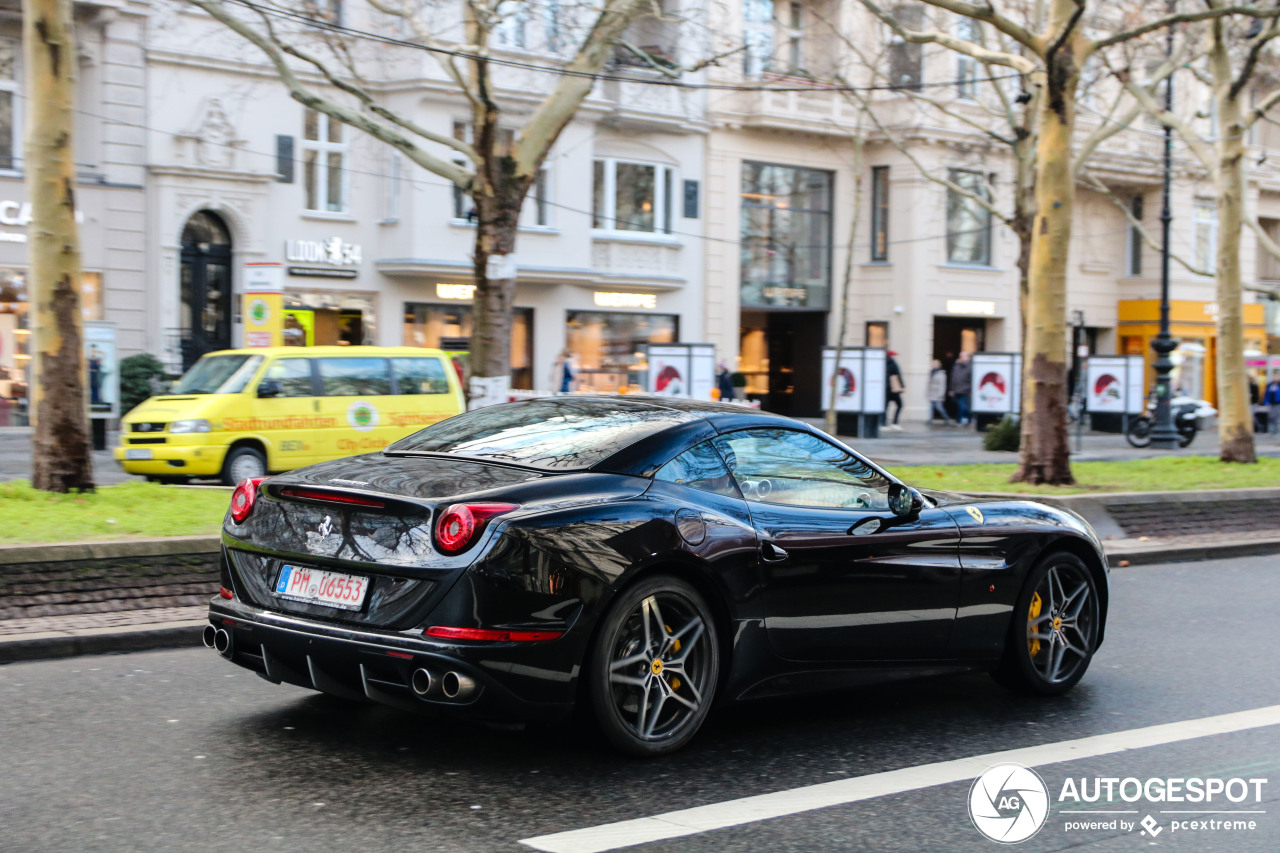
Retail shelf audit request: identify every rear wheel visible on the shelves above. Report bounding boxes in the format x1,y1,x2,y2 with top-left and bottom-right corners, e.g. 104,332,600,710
221,446,266,486
994,553,1100,696
1125,416,1152,448
589,575,719,757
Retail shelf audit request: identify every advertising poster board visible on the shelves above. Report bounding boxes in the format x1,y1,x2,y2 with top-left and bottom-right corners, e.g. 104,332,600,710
821,347,888,413
1086,355,1144,414
84,323,118,418
646,345,691,396
971,352,1022,415
244,262,283,348
821,348,864,412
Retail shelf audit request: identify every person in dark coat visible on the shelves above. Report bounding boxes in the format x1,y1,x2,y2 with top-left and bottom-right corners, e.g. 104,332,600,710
716,362,736,401
884,351,904,430
949,351,973,425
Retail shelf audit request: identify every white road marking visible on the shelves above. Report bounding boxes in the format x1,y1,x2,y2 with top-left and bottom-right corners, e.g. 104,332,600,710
520,704,1280,853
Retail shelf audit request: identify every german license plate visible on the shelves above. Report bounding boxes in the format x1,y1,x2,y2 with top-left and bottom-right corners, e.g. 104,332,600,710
126,448,153,460
275,564,368,611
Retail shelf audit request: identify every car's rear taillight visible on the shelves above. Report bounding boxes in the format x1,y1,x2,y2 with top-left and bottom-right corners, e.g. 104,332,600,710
229,477,267,524
424,626,563,642
433,503,519,554
279,487,386,509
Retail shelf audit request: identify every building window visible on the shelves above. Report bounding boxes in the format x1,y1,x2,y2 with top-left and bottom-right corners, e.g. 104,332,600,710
888,3,923,90
303,0,342,25
592,159,674,233
383,152,401,222
743,0,775,78
1126,194,1143,276
0,39,19,171
566,310,678,393
946,169,992,265
404,303,533,390
1194,201,1217,273
494,3,528,48
532,167,550,226
451,123,524,224
785,2,804,72
740,162,834,309
870,166,890,261
303,108,347,213
955,16,980,100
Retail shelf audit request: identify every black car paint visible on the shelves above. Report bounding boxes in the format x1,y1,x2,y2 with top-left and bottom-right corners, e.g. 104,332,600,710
211,397,1108,724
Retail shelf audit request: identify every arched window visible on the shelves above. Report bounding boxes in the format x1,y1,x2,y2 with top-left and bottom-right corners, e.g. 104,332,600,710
179,211,233,369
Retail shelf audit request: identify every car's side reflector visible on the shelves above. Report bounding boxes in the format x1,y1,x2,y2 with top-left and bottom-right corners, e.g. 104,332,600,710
425,626,563,642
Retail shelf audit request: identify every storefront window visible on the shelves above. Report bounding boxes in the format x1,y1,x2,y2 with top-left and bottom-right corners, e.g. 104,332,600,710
740,162,833,309
403,302,533,390
0,269,29,420
0,38,18,171
566,310,677,393
283,290,376,346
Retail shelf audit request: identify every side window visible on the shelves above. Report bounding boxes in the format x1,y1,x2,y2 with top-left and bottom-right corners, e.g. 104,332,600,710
711,428,891,510
317,358,391,396
392,358,451,395
261,358,313,397
653,441,741,498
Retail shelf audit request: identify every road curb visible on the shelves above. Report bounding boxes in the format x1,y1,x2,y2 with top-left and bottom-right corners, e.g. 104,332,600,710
1104,537,1280,567
0,536,220,565
0,622,205,664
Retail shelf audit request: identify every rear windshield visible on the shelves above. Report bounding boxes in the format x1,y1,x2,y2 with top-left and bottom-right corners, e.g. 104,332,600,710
171,355,263,395
387,399,698,470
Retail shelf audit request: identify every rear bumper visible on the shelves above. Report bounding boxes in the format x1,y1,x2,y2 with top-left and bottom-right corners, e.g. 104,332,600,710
207,598,577,723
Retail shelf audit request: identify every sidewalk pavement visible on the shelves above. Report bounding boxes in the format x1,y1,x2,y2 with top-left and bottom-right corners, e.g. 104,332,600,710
4,532,1279,665
803,418,1280,467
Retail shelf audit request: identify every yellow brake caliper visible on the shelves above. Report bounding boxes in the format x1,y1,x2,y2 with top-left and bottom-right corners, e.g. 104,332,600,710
1028,592,1043,657
665,624,681,691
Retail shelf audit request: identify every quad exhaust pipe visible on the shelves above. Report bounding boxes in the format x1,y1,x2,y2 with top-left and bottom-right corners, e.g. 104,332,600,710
441,671,476,701
410,667,477,701
213,628,233,659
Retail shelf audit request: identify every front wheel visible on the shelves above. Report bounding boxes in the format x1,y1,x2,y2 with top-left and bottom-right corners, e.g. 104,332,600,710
994,553,1101,696
221,446,267,486
588,575,720,756
1125,416,1152,448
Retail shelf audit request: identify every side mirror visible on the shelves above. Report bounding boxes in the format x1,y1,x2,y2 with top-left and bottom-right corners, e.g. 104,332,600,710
888,483,923,518
257,380,282,399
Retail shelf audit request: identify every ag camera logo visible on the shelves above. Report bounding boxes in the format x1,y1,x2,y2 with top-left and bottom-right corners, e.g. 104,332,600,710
969,763,1050,844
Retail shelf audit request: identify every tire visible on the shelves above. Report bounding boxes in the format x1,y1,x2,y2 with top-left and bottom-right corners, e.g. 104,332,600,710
1125,416,1152,448
993,552,1101,696
1178,424,1196,448
221,446,267,486
588,575,720,757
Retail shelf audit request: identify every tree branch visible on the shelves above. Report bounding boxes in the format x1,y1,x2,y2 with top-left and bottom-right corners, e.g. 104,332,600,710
1080,171,1213,277
855,0,1037,72
1091,5,1280,53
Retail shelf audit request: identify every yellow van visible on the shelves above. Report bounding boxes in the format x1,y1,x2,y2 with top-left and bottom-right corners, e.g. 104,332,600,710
115,346,465,484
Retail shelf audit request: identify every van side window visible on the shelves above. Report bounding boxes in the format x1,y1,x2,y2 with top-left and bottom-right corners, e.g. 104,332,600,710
261,358,314,397
392,358,451,395
317,358,391,396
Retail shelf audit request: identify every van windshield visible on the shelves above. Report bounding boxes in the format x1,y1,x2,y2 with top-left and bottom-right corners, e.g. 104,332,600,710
171,355,263,395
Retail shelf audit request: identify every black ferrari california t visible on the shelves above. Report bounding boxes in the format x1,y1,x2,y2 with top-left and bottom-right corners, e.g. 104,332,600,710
207,397,1108,755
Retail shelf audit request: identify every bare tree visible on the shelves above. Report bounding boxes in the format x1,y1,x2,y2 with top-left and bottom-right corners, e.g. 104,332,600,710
1125,5,1280,463
24,0,93,491
858,0,1277,484
188,0,681,404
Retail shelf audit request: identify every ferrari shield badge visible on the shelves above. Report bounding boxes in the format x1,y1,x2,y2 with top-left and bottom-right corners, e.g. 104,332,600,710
966,506,985,524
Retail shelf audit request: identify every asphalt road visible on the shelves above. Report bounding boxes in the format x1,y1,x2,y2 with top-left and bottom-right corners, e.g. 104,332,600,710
2,554,1279,852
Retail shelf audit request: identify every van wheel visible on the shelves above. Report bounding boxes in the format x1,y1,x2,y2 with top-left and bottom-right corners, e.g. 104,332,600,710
222,447,266,486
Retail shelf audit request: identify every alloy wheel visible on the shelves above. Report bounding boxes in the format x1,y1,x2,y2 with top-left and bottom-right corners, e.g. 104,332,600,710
1025,561,1098,686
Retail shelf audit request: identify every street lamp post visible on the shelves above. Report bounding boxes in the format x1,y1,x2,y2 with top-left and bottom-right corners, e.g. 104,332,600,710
1150,4,1180,449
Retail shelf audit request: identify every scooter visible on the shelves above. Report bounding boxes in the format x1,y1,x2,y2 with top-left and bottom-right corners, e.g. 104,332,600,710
1125,395,1216,448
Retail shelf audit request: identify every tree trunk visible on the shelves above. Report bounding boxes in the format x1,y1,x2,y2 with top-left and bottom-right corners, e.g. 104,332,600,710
1212,53,1257,463
825,135,865,436
24,0,93,492
1013,12,1079,486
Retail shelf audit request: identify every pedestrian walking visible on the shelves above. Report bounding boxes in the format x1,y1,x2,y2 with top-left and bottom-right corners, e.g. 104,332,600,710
552,349,576,393
950,351,973,425
884,351,904,430
927,359,951,425
1265,374,1280,435
716,361,736,401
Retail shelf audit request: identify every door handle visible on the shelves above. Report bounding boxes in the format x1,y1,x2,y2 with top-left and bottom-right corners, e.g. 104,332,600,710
761,542,789,562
